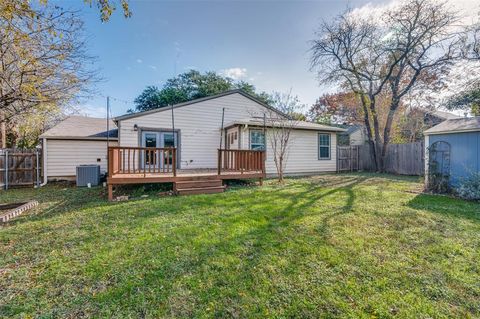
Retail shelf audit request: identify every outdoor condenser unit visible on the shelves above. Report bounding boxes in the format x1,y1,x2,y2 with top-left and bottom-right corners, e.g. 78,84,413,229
76,165,101,187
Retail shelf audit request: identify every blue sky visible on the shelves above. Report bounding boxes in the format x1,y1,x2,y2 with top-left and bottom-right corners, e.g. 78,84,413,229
59,0,399,117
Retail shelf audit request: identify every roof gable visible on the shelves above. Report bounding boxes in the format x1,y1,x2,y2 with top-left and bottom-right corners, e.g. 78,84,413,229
114,90,288,122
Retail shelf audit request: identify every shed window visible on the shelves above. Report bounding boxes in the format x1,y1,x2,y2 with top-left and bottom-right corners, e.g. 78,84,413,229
250,130,265,150
318,133,331,159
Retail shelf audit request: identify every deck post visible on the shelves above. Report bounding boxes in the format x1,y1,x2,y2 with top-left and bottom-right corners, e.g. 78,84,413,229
173,148,177,177
217,149,222,176
262,151,266,176
108,147,113,178
108,184,113,201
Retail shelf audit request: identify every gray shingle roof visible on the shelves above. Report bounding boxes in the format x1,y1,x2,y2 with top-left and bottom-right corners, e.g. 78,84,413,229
40,116,118,139
424,117,480,135
426,110,461,120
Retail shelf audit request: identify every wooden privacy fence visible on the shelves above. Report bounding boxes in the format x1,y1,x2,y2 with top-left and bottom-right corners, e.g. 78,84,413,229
337,146,359,172
337,142,425,176
0,149,42,189
383,142,424,175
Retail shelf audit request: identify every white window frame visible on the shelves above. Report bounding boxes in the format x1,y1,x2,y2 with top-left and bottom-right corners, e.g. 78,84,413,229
318,133,331,160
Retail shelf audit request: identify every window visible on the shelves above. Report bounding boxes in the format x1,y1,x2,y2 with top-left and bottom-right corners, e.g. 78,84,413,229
250,130,265,150
318,133,330,159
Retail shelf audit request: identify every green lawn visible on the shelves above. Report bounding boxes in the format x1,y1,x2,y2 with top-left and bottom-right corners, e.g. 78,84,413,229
1,174,479,318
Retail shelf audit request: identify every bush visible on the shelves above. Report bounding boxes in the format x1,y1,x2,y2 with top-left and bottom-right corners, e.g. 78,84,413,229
456,172,480,200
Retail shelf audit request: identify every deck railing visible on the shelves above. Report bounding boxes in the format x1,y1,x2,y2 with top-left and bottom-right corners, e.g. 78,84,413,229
108,146,176,177
217,149,265,175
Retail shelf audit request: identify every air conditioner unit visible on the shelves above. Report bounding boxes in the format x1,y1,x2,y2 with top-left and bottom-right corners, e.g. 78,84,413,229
76,165,101,187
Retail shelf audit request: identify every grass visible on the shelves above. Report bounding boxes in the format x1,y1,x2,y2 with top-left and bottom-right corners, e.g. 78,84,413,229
1,173,479,318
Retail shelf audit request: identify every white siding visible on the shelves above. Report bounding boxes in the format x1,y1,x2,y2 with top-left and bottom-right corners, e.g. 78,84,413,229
46,139,117,178
118,92,337,175
119,93,269,169
241,127,337,175
350,129,366,146
226,127,240,150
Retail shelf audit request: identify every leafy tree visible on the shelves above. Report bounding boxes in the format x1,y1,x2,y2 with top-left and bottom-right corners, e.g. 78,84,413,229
84,0,132,21
309,90,413,142
308,92,363,125
0,0,98,147
132,70,271,113
447,84,480,116
32,0,132,22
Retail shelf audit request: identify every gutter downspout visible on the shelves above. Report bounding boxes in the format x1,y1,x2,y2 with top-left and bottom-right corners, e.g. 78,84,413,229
39,138,48,186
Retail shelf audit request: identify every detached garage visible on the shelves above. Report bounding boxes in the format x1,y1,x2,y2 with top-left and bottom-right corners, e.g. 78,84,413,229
40,116,117,182
424,117,480,188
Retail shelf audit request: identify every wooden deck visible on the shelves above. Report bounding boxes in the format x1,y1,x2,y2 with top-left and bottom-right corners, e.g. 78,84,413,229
108,169,265,184
107,147,266,200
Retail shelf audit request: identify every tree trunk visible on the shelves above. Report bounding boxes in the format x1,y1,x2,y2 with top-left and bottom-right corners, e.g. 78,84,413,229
0,112,6,148
359,94,378,171
278,157,284,183
380,102,399,172
369,99,383,172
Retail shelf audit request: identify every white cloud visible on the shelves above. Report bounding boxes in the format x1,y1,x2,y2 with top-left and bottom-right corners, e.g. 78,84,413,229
136,59,143,64
220,67,248,80
148,65,157,71
350,0,479,25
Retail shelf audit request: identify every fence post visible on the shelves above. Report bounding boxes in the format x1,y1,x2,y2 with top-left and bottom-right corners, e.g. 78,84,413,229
35,151,40,187
350,146,353,172
4,150,8,190
336,146,339,173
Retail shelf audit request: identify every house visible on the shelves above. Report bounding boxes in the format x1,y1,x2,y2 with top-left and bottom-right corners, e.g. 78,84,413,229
41,90,345,198
339,125,367,146
424,117,480,188
422,109,461,127
40,116,118,181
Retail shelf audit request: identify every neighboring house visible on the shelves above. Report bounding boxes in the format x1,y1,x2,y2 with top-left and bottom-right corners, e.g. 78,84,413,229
40,116,118,181
40,90,344,183
424,117,480,187
340,125,366,146
422,109,461,127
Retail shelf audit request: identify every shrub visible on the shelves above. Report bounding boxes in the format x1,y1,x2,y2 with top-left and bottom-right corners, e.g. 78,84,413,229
456,172,480,200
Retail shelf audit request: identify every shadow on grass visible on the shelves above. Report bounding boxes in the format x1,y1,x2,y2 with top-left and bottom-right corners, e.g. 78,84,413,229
84,175,371,316
407,193,480,223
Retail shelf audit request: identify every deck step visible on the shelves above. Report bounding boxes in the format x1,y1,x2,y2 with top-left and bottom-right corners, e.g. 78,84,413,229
176,185,226,196
175,179,223,189
175,175,220,182
175,176,225,196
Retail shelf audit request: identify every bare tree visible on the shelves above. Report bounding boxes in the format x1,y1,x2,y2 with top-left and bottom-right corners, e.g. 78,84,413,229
310,0,463,172
0,1,98,147
462,13,480,60
379,0,462,166
310,12,388,170
266,90,304,183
